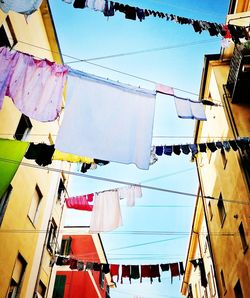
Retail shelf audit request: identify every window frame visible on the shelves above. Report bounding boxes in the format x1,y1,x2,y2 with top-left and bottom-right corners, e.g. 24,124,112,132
47,219,57,254
239,222,248,253
220,269,227,295
28,185,43,226
60,237,72,256
14,114,32,141
217,193,226,227
7,253,27,298
0,184,13,225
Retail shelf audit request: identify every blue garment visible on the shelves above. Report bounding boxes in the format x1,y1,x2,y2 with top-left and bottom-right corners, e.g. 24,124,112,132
155,146,163,156
0,0,42,15
223,141,231,152
181,144,190,155
164,145,173,156
189,144,198,156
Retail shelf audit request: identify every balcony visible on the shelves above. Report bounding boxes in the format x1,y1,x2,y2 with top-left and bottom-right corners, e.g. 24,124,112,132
226,44,250,103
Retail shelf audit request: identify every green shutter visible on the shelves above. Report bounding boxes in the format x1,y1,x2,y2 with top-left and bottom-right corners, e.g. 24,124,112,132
52,275,66,298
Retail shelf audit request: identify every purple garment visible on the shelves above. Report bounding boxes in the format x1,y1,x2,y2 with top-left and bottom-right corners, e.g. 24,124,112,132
5,47,68,122
0,47,19,109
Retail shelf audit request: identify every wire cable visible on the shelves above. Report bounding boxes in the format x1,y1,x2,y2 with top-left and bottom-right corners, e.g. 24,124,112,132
65,39,219,64
0,157,249,204
9,38,218,96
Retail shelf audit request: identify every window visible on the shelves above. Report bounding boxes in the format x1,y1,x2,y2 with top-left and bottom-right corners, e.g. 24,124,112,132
99,271,105,289
239,222,248,253
0,184,13,225
14,114,32,141
220,270,227,294
52,275,66,298
208,201,213,221
188,284,193,298
47,219,57,254
60,237,72,255
217,193,226,226
0,16,17,48
7,253,27,298
57,179,66,202
28,185,42,225
221,149,227,169
234,280,243,298
37,280,46,298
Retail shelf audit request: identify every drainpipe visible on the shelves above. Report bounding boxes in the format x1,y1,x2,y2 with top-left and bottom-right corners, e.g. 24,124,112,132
195,159,221,298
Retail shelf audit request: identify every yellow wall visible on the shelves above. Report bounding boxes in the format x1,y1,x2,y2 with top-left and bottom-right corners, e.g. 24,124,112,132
196,57,250,298
182,2,250,297
0,2,67,297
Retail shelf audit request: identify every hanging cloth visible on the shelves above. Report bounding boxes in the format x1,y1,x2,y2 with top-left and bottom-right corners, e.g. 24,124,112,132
0,0,42,15
0,47,19,109
2,47,68,122
160,263,169,272
174,97,206,120
0,139,29,198
52,150,94,163
118,185,142,207
110,264,120,282
140,265,151,283
89,190,122,232
55,69,156,170
150,265,161,283
24,143,55,166
156,84,174,96
65,195,94,211
169,263,180,283
121,265,131,283
129,265,140,282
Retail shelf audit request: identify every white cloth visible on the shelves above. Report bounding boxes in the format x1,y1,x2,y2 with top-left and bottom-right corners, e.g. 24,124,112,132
55,69,156,169
118,185,142,207
189,100,207,120
174,97,206,120
0,0,42,15
89,190,122,232
86,0,105,11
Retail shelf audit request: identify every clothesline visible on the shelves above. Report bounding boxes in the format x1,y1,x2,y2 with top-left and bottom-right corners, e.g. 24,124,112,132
54,254,185,284
67,0,249,44
1,156,250,206
7,37,201,96
152,137,250,158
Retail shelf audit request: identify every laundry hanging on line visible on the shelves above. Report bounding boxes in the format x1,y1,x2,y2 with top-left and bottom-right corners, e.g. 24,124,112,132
54,254,184,284
0,0,42,15
65,184,142,211
0,46,68,122
55,68,156,170
67,0,249,44
65,194,94,211
23,141,109,172
152,137,250,159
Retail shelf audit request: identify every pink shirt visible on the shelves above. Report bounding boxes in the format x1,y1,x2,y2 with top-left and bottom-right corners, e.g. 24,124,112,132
6,50,68,121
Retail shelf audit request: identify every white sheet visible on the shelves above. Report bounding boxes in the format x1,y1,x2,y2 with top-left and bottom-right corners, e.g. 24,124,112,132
55,70,156,169
89,190,122,233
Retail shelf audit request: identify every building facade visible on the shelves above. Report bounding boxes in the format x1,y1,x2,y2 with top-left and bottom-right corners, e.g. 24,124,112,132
181,0,250,297
0,1,69,297
49,227,112,298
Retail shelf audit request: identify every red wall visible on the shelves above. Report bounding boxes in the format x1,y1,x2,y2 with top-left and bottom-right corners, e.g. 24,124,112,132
56,235,107,298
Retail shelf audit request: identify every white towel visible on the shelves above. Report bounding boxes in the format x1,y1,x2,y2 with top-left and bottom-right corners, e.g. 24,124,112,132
55,70,156,169
174,97,206,120
89,190,122,232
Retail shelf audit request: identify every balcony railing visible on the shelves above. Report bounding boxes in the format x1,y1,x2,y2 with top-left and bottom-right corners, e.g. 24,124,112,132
226,44,250,103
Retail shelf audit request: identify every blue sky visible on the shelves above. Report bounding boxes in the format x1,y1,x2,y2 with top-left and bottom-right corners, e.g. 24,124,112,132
49,0,229,297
